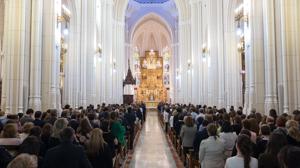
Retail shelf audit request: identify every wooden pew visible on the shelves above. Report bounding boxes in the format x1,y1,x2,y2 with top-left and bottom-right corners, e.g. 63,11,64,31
176,138,182,159
186,150,200,168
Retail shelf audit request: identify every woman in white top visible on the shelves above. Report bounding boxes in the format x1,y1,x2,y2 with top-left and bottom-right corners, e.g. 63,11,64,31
220,121,237,158
199,123,225,168
225,134,258,168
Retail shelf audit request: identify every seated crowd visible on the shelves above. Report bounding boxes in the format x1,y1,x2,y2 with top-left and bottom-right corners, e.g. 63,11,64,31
158,103,300,168
0,103,146,168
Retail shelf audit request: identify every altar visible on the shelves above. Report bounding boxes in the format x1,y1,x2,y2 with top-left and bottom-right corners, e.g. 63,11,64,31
135,50,168,105
144,101,160,109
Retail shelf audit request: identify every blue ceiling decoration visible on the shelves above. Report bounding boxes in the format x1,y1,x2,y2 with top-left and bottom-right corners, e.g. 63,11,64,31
134,0,170,4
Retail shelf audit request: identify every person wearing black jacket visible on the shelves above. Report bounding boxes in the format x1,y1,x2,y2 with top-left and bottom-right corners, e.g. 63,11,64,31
193,120,209,153
141,102,147,121
42,127,92,168
33,111,45,128
86,128,113,168
0,146,12,168
101,120,117,158
124,107,136,150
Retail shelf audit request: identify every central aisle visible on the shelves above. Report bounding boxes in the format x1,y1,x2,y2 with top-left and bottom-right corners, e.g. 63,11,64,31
129,110,177,168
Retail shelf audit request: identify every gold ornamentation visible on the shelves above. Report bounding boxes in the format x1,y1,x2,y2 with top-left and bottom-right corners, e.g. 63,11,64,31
136,51,167,103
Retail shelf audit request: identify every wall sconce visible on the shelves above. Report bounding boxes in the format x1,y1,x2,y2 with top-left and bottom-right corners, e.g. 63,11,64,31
95,43,102,62
62,5,71,16
235,3,249,26
176,68,181,80
57,14,70,29
57,5,71,27
112,58,117,72
202,43,208,54
187,59,191,73
202,43,209,62
236,27,243,37
96,43,102,54
63,23,69,36
187,59,191,67
237,37,245,53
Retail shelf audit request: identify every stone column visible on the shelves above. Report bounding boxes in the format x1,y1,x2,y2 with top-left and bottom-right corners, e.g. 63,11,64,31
190,0,202,104
178,20,191,104
275,0,295,114
113,20,126,104
207,0,219,106
223,0,242,109
217,0,225,108
244,0,265,114
42,0,61,111
28,0,43,111
1,0,8,111
172,42,180,103
63,2,81,108
79,0,87,107
262,0,278,113
2,0,28,114
103,0,113,103
200,0,209,105
294,1,300,110
86,0,97,105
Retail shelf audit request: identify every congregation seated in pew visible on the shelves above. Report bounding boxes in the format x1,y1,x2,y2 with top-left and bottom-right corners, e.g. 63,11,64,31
0,103,147,168
158,102,300,168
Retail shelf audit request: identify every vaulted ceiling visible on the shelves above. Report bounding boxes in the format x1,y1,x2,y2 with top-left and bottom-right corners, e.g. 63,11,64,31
132,13,171,55
126,0,178,34
134,0,170,3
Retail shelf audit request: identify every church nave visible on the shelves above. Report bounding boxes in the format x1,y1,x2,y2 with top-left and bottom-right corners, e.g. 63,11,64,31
129,110,176,168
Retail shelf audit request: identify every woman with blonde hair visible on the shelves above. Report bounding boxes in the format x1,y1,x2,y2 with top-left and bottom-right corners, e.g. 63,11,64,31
20,122,34,141
7,153,38,168
0,123,22,148
286,120,300,147
85,128,113,168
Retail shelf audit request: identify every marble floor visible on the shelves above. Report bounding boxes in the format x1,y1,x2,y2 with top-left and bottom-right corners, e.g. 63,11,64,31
129,111,177,168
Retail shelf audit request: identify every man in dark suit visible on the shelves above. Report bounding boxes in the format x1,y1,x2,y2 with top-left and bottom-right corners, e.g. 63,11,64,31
141,102,147,121
42,127,92,168
33,111,45,127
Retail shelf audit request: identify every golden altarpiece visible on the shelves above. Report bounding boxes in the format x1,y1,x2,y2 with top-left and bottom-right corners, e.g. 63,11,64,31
135,51,168,107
